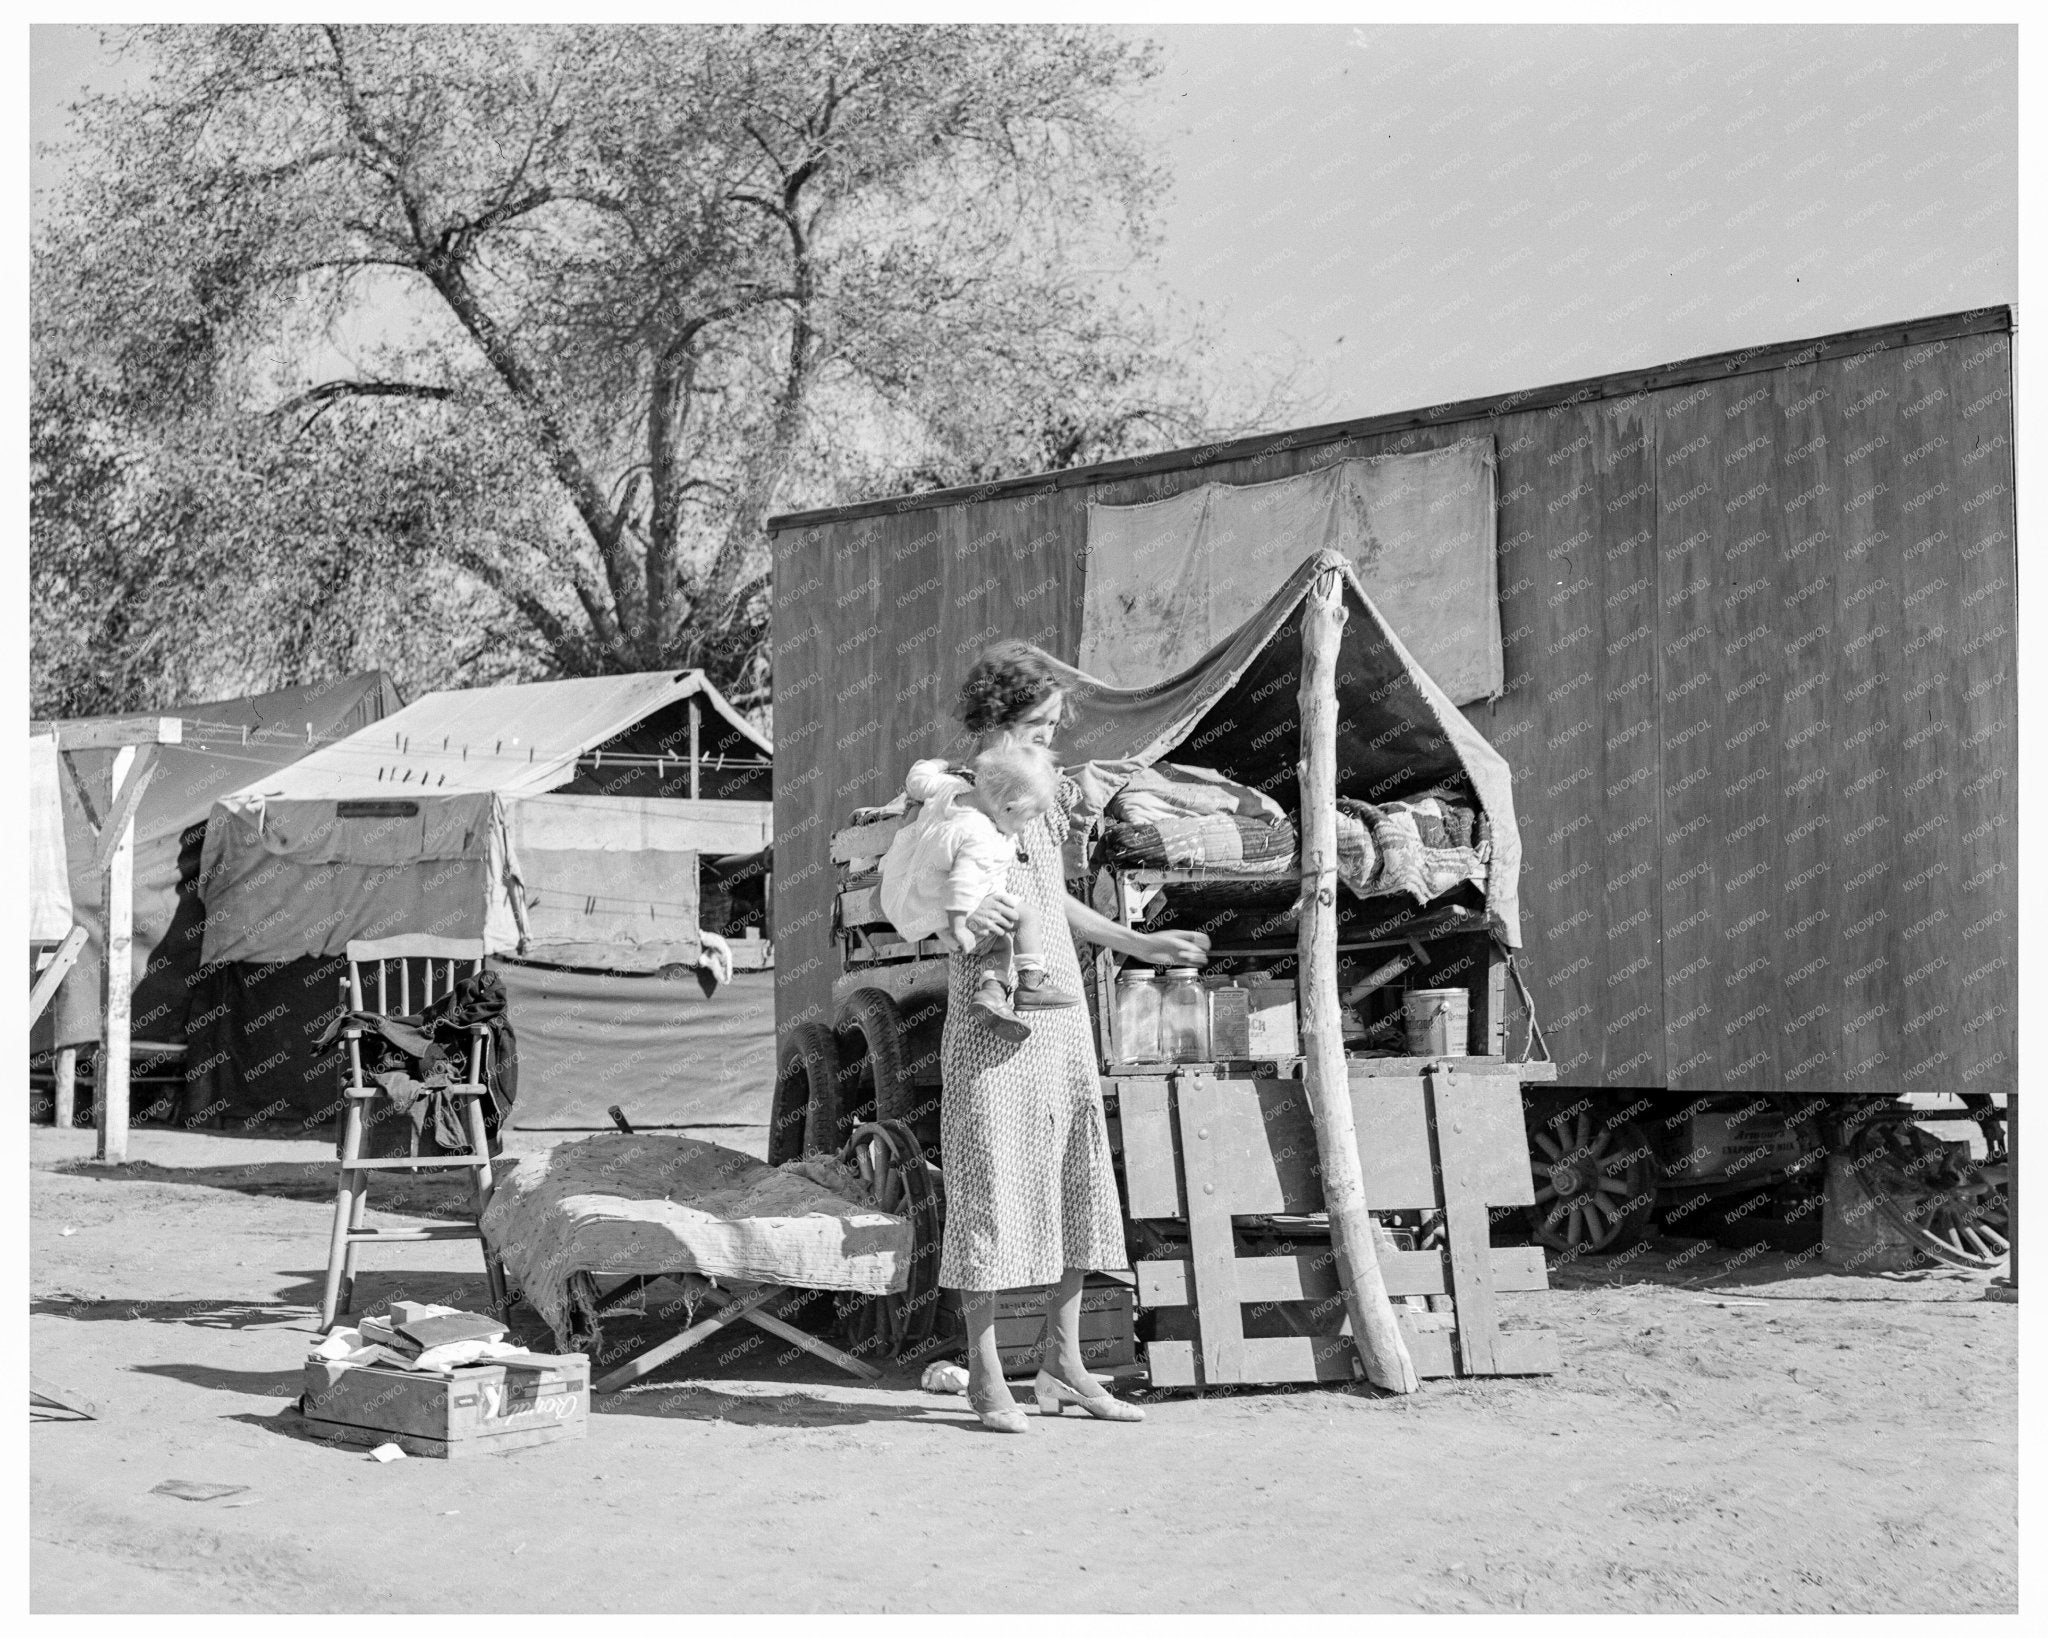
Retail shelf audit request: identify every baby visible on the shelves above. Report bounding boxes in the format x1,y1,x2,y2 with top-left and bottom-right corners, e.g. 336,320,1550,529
878,743,1082,1040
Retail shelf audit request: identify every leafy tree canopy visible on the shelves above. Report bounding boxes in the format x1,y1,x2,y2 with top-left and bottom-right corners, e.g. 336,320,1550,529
34,23,1289,717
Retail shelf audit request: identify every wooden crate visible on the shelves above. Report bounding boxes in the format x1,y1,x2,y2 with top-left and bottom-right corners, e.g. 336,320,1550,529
300,1354,589,1459
1120,1063,1559,1387
993,1278,1137,1376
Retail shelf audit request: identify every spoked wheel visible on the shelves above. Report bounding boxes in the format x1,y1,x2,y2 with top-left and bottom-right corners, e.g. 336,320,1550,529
1524,1098,1658,1256
839,1120,945,1361
1845,1116,2010,1271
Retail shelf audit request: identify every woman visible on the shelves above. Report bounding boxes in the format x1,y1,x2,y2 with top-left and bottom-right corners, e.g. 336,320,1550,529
942,642,1210,1432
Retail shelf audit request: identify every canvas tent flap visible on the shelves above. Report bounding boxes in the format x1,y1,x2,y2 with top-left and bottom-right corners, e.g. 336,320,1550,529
199,790,521,965
224,796,493,866
1053,549,1522,946
1081,442,1501,705
30,734,74,942
516,846,701,971
509,794,772,857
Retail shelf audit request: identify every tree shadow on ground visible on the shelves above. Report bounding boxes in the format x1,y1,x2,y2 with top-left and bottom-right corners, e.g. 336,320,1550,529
32,1270,540,1338
40,1156,491,1218
132,1362,306,1399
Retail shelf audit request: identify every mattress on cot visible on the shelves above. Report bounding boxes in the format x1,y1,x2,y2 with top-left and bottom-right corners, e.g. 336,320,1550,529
481,1134,911,1351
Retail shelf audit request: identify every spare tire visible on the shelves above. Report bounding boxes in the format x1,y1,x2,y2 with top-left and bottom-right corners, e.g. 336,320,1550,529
836,989,912,1126
770,1022,842,1162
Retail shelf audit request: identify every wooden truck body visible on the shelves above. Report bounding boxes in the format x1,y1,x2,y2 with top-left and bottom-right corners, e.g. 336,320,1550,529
767,307,2018,1262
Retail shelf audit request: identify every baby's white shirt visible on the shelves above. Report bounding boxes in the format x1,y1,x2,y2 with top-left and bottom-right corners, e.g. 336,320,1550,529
876,760,1019,943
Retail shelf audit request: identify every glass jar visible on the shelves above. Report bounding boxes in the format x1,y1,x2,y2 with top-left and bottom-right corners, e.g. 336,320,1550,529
1160,967,1211,1063
1114,967,1165,1063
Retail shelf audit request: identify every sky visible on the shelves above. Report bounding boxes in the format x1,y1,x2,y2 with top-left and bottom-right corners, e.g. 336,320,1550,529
29,22,2018,425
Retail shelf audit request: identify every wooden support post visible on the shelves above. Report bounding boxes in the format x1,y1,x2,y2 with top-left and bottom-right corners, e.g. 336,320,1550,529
53,1047,78,1129
1296,568,1418,1394
94,743,158,1165
689,697,701,799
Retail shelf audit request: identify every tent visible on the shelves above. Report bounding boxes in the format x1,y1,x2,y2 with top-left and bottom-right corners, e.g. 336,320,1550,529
196,670,776,1132
29,674,404,1079
1047,547,1522,945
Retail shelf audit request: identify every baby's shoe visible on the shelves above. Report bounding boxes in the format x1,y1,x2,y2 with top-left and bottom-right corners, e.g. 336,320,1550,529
1013,970,1083,1010
970,978,1031,1042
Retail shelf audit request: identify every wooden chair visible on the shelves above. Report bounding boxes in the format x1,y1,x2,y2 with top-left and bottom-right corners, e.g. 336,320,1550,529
320,938,511,1330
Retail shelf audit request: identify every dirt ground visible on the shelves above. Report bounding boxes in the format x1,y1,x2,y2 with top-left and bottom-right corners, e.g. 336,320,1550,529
29,1123,2015,1614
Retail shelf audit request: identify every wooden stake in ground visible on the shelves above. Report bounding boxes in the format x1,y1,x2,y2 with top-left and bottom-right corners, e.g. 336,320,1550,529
94,742,160,1166
1296,569,1419,1394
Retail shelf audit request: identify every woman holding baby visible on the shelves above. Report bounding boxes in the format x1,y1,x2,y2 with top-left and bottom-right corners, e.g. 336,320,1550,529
899,642,1209,1432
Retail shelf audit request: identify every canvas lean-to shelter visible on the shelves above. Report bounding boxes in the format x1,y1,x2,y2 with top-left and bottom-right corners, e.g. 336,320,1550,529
194,670,776,1133
29,674,404,1113
1051,547,1522,947
782,545,1527,1160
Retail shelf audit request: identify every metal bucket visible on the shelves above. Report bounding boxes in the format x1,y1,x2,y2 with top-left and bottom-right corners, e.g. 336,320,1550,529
1403,988,1469,1057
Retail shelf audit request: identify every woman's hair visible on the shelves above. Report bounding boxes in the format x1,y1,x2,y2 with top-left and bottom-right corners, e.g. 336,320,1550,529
956,641,1067,736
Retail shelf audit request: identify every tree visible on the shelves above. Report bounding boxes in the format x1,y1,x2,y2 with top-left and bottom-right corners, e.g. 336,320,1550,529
34,24,1280,713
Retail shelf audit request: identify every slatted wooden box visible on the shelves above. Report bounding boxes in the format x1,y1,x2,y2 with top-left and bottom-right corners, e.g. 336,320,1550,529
300,1354,590,1459
1118,1061,1559,1388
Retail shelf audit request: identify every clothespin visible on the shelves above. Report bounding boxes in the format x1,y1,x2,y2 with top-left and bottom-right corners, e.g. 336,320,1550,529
307,722,314,745
595,750,603,768
586,895,597,915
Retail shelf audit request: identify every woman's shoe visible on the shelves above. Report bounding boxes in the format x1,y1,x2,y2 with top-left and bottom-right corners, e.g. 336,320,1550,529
968,1391,1030,1434
1032,1367,1144,1422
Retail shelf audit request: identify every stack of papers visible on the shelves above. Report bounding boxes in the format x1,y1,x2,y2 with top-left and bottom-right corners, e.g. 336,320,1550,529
314,1302,557,1375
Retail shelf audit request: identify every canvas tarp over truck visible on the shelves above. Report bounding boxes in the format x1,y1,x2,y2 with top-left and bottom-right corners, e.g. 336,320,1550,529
193,670,775,1126
30,673,403,1062
1051,548,1522,946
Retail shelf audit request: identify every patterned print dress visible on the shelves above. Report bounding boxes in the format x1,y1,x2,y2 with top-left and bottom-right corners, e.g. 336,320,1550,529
937,781,1129,1291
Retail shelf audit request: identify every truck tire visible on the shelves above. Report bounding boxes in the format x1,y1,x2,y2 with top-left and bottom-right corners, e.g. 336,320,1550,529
836,989,913,1127
770,1022,843,1162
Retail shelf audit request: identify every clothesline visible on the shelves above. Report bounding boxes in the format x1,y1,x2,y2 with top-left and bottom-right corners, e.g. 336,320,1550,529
526,887,708,917
163,721,769,772
69,712,768,771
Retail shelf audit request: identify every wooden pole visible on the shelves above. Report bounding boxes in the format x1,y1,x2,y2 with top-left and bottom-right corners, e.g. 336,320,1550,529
94,744,155,1164
689,698,701,799
1296,569,1419,1394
